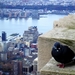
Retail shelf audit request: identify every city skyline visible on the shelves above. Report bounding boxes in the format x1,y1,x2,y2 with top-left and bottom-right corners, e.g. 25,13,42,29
0,0,75,6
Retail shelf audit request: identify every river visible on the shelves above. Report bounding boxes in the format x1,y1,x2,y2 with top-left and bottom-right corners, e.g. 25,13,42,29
0,14,66,37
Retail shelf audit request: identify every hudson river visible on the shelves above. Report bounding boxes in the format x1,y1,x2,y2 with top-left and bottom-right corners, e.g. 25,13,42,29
0,14,66,36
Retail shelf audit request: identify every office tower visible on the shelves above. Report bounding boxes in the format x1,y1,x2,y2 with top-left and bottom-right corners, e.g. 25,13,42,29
2,31,6,41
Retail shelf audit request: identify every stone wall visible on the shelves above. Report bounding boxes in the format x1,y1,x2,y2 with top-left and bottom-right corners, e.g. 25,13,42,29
53,14,75,29
38,14,75,72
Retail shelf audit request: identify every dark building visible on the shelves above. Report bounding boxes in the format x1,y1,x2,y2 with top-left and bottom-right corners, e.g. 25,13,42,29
23,52,37,75
18,61,23,75
2,31,7,41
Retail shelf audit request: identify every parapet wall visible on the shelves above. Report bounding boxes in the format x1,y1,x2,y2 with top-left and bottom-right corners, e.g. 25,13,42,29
38,14,75,72
53,14,75,29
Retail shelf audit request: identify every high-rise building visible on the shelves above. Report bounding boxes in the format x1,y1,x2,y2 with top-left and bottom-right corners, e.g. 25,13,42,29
0,52,7,61
24,47,30,56
2,31,6,41
18,61,23,75
33,58,38,72
12,60,18,75
11,60,23,75
23,26,39,43
0,71,2,75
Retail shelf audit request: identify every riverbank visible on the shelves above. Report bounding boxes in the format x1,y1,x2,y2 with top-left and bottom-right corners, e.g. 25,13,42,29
0,9,71,19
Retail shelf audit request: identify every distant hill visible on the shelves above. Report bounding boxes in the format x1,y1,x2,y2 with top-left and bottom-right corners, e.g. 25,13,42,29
0,4,75,10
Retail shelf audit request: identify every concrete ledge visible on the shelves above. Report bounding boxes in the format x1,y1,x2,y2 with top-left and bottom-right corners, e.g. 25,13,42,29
38,14,75,72
41,58,75,75
38,28,75,71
